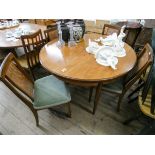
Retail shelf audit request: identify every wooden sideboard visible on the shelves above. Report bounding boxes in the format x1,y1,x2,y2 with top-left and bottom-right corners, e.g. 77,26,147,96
84,20,110,34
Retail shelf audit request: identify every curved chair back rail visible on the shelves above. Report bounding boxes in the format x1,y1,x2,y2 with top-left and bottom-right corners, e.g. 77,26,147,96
102,24,121,35
123,27,142,48
125,43,154,89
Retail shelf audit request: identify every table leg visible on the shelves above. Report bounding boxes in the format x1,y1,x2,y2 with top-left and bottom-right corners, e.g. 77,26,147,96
93,82,102,114
11,48,18,57
89,87,94,102
5,48,18,57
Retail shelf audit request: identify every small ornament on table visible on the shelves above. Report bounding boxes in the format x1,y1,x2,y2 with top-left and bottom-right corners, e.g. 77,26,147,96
56,21,65,48
67,21,77,47
117,25,126,48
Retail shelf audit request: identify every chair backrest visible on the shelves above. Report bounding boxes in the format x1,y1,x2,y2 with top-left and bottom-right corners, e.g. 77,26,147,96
102,24,121,35
141,61,154,104
124,43,154,90
21,29,45,69
123,27,141,48
44,25,58,43
0,53,34,103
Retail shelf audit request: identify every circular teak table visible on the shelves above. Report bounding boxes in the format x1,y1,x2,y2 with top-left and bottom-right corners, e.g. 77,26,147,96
0,23,46,49
39,33,137,114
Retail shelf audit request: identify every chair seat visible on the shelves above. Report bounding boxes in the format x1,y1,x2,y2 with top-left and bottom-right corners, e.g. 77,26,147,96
33,75,71,109
102,78,124,94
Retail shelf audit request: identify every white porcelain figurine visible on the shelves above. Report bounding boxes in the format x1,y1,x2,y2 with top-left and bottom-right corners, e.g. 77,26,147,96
117,25,126,48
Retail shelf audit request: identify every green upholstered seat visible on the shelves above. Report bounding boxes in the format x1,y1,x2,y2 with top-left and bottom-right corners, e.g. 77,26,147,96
33,75,71,109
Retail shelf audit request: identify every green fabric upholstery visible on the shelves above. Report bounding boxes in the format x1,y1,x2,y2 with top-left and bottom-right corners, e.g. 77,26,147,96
33,75,71,109
102,77,124,94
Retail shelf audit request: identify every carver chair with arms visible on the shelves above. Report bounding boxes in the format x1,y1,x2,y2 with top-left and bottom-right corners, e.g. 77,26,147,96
0,53,71,126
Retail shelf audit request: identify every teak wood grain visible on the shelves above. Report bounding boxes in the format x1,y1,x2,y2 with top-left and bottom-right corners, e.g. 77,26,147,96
40,33,137,83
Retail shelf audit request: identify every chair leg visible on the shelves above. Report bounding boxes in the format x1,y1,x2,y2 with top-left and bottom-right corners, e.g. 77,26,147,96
67,102,71,118
31,70,36,81
11,48,18,57
89,87,94,102
117,92,125,112
32,109,39,126
128,82,144,98
30,107,39,126
93,83,102,114
22,100,39,126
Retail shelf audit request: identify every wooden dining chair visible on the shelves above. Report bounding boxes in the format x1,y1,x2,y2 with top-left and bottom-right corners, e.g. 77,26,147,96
0,53,71,126
123,26,142,48
127,51,154,103
89,44,154,112
17,29,48,80
134,27,153,53
103,43,153,111
102,24,121,35
123,65,155,134
44,25,58,43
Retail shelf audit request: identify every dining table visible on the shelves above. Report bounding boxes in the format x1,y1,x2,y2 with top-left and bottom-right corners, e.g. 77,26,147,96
39,33,137,114
0,23,46,49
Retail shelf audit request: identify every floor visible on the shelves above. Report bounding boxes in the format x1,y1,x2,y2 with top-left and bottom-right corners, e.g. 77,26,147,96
0,79,145,135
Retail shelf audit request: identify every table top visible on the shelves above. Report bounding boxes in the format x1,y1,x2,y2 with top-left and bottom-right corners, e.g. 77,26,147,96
39,33,137,82
0,23,46,49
